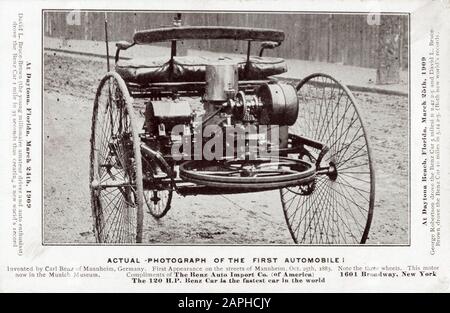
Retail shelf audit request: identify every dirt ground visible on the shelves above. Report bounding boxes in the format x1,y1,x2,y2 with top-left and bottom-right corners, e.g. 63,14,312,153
43,52,409,244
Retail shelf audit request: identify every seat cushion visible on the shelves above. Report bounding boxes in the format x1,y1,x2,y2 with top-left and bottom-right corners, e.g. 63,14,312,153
115,55,287,84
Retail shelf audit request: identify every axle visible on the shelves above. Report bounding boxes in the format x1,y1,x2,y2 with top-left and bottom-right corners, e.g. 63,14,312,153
316,162,338,181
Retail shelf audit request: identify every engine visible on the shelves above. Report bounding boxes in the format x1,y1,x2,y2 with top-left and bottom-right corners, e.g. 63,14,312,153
142,62,299,159
203,62,298,126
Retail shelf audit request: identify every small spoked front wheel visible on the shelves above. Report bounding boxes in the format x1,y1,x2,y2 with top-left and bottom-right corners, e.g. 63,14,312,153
142,155,173,219
280,73,375,244
90,72,144,244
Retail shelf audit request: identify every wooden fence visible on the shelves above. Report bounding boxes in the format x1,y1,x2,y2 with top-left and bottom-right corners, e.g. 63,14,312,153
44,11,408,69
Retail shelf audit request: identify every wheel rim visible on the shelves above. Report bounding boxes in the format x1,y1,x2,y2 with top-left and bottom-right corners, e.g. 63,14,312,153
142,156,173,219
180,157,315,190
90,73,144,243
280,73,375,244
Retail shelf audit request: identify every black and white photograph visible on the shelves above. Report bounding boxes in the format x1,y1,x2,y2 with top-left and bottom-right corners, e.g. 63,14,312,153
42,11,409,245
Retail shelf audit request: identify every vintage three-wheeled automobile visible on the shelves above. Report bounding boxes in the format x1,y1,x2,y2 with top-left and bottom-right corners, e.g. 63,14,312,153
89,22,374,244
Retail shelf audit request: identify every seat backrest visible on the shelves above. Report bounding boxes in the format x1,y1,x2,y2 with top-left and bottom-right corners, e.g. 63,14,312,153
133,26,285,45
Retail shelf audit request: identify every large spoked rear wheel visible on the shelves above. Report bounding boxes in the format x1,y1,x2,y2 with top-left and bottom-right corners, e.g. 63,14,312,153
280,73,375,244
90,72,144,244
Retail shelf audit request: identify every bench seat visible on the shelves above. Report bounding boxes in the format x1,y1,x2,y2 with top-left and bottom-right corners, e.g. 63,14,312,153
115,55,287,84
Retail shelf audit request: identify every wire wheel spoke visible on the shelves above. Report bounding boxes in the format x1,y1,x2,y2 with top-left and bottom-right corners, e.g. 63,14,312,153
90,73,144,244
142,156,173,219
280,73,375,244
